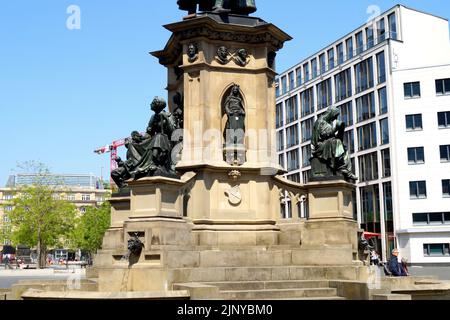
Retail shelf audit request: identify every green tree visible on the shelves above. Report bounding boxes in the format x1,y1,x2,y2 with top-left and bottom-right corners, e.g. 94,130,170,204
7,185,77,268
4,161,77,268
70,202,111,261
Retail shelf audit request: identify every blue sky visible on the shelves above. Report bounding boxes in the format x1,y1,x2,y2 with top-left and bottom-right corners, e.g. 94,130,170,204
0,0,449,184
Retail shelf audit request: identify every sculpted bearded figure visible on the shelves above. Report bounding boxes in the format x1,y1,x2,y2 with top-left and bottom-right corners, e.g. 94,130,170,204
177,0,257,16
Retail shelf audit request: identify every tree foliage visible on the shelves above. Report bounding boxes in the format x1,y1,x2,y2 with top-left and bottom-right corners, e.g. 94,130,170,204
69,202,111,255
4,161,77,268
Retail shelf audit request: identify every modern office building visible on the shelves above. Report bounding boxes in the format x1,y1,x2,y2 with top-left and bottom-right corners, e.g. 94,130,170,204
275,5,450,264
0,173,110,246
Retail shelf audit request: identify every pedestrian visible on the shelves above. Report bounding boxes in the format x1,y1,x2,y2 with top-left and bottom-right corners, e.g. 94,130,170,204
388,248,407,277
370,250,380,266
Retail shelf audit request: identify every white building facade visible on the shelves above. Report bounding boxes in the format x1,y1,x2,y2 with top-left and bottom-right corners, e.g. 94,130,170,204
275,5,450,264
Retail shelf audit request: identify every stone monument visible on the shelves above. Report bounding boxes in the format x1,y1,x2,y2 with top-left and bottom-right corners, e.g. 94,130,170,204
93,2,364,297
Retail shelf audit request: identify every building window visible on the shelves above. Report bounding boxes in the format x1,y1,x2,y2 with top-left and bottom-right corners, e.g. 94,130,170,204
408,147,425,165
378,87,388,115
436,78,450,95
380,118,389,145
319,53,326,75
288,71,295,91
316,78,332,110
277,131,284,151
409,181,427,199
303,63,310,82
301,117,314,143
81,194,91,201
286,96,298,124
275,80,280,98
302,145,311,168
383,182,393,232
381,148,391,177
301,88,314,117
343,130,355,155
286,124,299,148
4,206,13,212
281,76,287,95
3,194,13,200
96,196,104,202
311,58,318,79
337,43,344,65
404,82,421,99
296,67,302,87
278,154,285,170
360,184,381,234
358,152,378,182
356,92,375,122
338,102,353,127
440,145,450,162
335,68,352,102
414,212,450,225
67,194,76,201
366,27,374,49
346,37,354,60
438,111,450,128
377,18,386,43
443,180,450,197
287,149,299,171
377,51,386,84
302,170,310,184
388,13,397,40
287,173,300,183
328,48,335,70
423,243,450,257
3,215,10,223
406,114,422,131
358,122,377,151
356,31,364,54
355,57,374,93
276,103,284,128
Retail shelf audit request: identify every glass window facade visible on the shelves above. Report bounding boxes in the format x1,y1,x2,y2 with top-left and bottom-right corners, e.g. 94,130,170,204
355,58,374,93
328,48,335,70
287,149,300,171
443,180,450,197
288,71,295,91
277,131,284,151
358,122,377,151
366,27,374,49
286,124,299,148
438,112,450,128
344,130,355,154
301,88,314,117
377,18,386,42
378,87,388,115
303,63,310,82
319,53,326,75
377,51,386,84
356,92,375,122
301,117,314,142
296,67,302,86
404,82,421,98
337,43,344,65
338,102,353,127
409,181,427,199
380,118,389,145
440,145,450,162
311,58,318,79
335,68,352,102
276,103,284,128
346,37,353,59
423,244,450,257
408,147,425,164
381,148,391,177
436,78,450,95
286,96,298,124
358,152,378,182
360,184,381,234
281,76,287,95
302,145,312,168
389,13,397,40
406,114,422,131
317,78,332,110
356,31,363,54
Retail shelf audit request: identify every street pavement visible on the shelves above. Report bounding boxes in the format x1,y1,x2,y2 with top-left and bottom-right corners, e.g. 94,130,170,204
0,268,86,289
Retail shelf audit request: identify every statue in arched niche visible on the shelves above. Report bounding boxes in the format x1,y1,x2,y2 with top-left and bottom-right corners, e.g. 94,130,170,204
223,84,246,165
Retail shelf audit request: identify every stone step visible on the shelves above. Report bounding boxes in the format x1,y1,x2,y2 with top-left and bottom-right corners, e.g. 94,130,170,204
204,280,330,291
165,246,353,268
220,287,338,300
169,265,366,283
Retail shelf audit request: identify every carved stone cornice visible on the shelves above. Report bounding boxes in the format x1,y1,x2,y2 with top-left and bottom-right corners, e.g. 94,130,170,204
151,14,292,66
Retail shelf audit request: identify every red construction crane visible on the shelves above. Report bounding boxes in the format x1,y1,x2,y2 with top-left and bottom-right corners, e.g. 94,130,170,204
94,137,128,185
